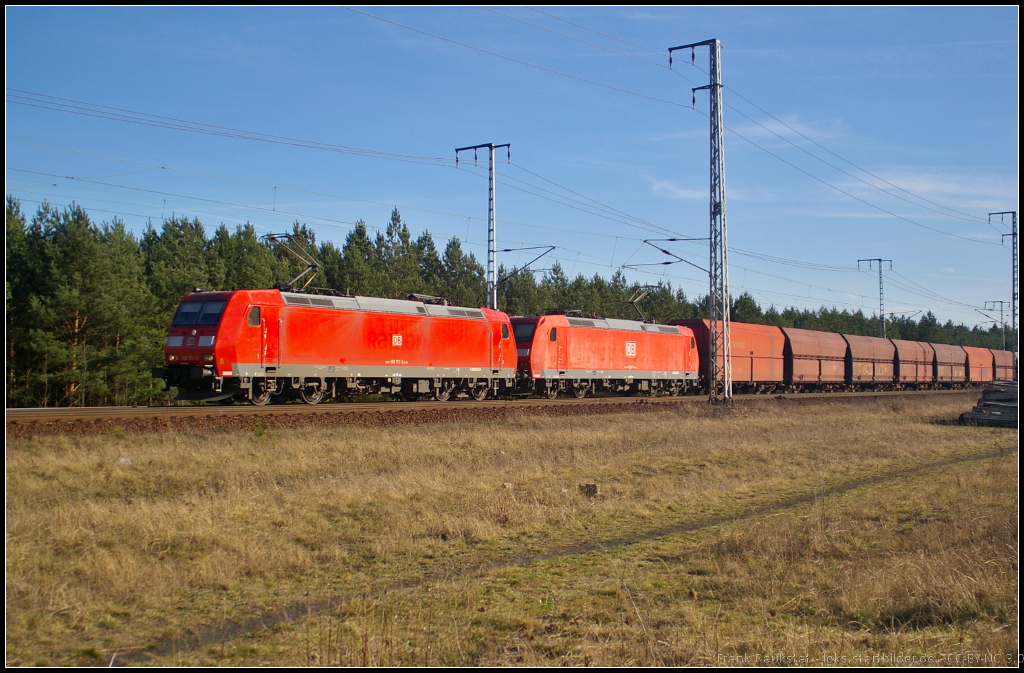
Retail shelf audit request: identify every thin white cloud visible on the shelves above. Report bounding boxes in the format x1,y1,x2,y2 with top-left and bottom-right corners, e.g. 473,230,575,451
728,114,845,144
649,178,703,200
838,169,1019,211
649,177,773,202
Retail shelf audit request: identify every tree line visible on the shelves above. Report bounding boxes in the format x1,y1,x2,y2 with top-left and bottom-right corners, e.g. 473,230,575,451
5,197,1009,407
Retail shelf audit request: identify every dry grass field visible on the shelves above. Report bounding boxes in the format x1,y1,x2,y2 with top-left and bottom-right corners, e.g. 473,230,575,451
6,393,1017,666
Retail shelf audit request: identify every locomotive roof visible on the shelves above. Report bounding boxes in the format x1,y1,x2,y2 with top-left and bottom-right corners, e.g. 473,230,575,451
541,314,682,335
279,291,488,320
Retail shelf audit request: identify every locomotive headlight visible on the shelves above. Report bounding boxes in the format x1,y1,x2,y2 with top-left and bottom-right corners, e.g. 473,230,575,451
202,353,214,363
167,354,178,362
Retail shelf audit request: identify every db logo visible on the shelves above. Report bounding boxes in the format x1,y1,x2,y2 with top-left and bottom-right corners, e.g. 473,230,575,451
625,341,636,357
392,334,403,347
186,337,195,346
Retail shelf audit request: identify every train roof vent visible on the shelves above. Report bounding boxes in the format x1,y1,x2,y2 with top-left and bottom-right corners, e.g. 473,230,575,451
604,318,644,332
355,297,423,315
332,297,360,310
567,318,600,328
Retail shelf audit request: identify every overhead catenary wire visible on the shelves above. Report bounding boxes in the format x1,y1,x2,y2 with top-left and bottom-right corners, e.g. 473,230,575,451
343,10,1001,246
7,141,669,242
6,89,455,168
7,161,992,324
10,75,997,254
522,7,995,227
8,48,999,321
11,191,987,325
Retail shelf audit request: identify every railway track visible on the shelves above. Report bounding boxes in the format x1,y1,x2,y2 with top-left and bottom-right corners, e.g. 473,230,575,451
6,388,979,438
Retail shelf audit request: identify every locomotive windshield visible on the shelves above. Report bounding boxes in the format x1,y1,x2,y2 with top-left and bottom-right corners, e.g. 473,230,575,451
173,300,227,327
513,323,536,342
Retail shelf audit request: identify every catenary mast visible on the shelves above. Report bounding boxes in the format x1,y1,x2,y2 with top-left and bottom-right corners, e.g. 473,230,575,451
670,39,731,403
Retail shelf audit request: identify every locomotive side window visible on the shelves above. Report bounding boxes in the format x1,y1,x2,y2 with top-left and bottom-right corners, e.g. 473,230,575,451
513,323,536,342
248,306,261,327
501,324,509,339
691,337,696,349
549,328,558,342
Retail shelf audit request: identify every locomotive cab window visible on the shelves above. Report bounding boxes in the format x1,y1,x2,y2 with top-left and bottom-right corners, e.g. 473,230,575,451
196,301,226,325
501,323,509,339
248,306,261,327
549,328,558,342
172,300,227,327
172,302,203,326
691,337,696,349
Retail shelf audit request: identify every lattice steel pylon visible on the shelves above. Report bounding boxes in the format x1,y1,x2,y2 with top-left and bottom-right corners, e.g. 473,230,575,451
456,142,511,310
858,259,892,338
990,211,1018,373
671,39,731,403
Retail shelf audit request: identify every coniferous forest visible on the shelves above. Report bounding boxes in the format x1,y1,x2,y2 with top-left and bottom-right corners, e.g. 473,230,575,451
5,197,1009,407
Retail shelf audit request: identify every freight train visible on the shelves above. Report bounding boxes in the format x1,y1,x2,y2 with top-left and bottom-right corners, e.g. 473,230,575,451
672,320,1015,393
153,289,1016,404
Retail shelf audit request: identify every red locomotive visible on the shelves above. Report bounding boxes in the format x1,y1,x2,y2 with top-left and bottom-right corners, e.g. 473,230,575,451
154,289,517,404
510,313,699,398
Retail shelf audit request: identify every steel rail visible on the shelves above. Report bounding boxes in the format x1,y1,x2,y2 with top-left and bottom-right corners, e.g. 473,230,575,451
6,388,979,425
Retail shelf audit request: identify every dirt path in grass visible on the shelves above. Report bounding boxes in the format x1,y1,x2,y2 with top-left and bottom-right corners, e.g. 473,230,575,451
103,446,1016,667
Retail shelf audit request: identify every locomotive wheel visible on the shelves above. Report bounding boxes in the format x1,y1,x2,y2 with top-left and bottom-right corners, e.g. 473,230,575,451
546,385,559,400
668,384,681,397
572,384,587,399
434,381,455,402
251,381,272,406
471,385,489,401
299,386,323,405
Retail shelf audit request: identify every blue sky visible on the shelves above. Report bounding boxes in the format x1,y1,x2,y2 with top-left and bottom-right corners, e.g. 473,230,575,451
6,7,1019,330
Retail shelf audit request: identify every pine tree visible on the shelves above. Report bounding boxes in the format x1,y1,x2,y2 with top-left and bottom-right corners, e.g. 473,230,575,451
142,216,223,323
338,221,380,296
439,237,486,308
212,223,276,291
375,209,421,298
